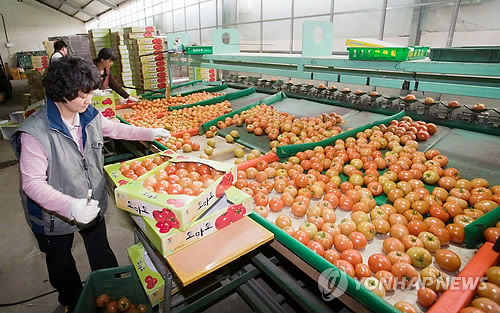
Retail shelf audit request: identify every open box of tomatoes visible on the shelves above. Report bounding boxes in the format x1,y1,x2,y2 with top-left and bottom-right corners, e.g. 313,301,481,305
233,110,500,313
106,150,237,231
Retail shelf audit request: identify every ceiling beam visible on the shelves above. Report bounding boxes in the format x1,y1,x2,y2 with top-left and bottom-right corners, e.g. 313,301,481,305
34,0,86,22
52,0,98,19
94,0,118,9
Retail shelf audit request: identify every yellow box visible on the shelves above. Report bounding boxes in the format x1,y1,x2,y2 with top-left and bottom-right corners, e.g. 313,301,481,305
91,92,115,118
131,186,252,257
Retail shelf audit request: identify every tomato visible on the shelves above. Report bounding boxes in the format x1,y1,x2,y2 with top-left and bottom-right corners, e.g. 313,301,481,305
333,259,355,278
323,249,341,265
407,219,429,236
420,266,448,292
361,277,386,298
390,224,410,240
299,223,319,241
293,230,310,245
333,234,353,252
417,287,437,308
357,221,376,241
433,249,461,273
423,170,440,185
117,297,130,312
306,241,325,256
387,250,411,265
308,216,325,231
137,304,148,313
445,223,465,244
429,226,450,246
291,201,308,217
274,215,291,229
392,262,419,287
372,219,391,234
406,247,432,268
477,281,500,304
105,301,118,313
322,223,341,239
373,270,395,292
339,219,357,236
471,297,500,313
475,200,498,214
367,182,383,196
338,195,354,211
96,294,110,308
487,266,500,286
368,254,392,273
253,193,269,207
267,198,283,213
341,248,363,267
418,231,441,253
382,238,405,254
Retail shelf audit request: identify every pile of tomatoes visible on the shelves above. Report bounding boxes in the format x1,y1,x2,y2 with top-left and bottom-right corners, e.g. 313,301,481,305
142,162,224,196
214,104,344,149
119,155,168,180
123,91,225,119
125,101,232,133
234,116,500,312
95,293,147,313
156,133,201,152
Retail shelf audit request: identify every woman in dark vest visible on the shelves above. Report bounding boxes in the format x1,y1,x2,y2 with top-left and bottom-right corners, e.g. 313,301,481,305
94,47,139,103
12,57,169,312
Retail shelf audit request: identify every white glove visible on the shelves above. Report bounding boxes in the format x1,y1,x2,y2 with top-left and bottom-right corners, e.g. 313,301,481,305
150,128,171,141
69,198,100,224
119,98,128,105
128,96,140,103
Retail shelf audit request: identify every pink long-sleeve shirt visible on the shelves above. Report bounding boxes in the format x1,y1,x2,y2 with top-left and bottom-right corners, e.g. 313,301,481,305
20,112,154,219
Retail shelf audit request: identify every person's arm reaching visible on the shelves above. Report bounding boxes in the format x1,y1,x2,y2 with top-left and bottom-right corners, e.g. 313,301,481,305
100,112,170,141
107,70,129,99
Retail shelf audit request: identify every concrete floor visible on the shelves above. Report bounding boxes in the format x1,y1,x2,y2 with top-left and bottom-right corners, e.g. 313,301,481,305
0,80,137,312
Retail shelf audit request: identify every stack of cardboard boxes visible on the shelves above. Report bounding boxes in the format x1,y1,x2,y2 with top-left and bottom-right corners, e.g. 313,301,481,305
88,28,111,60
31,56,49,70
123,26,168,93
110,28,125,85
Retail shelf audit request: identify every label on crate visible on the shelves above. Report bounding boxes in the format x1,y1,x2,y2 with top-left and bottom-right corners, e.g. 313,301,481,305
128,32,154,39
141,66,166,73
140,54,165,62
124,26,156,33
143,77,167,84
143,82,167,89
142,71,167,79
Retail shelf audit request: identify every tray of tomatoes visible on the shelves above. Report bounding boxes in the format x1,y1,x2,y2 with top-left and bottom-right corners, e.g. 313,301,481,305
233,112,500,313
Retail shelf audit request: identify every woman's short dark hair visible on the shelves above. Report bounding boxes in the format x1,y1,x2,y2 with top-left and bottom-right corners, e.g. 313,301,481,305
53,40,67,51
43,56,100,102
95,47,117,62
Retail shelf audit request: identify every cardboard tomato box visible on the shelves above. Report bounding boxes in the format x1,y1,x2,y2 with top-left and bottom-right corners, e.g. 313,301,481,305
127,242,165,306
142,82,167,90
142,71,167,79
134,37,163,45
131,186,251,257
140,54,165,62
113,151,237,230
91,91,116,119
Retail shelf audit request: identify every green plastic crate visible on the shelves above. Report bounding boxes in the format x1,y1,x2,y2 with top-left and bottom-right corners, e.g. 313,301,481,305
186,46,213,55
75,265,152,313
429,46,500,63
348,46,429,61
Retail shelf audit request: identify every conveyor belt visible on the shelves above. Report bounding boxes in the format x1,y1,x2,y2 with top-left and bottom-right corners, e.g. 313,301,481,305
230,92,270,111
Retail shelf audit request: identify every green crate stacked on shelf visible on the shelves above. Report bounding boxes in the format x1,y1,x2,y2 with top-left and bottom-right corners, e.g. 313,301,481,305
347,46,429,61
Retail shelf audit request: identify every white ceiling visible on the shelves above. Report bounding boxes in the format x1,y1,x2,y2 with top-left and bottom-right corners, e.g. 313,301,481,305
35,0,127,23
